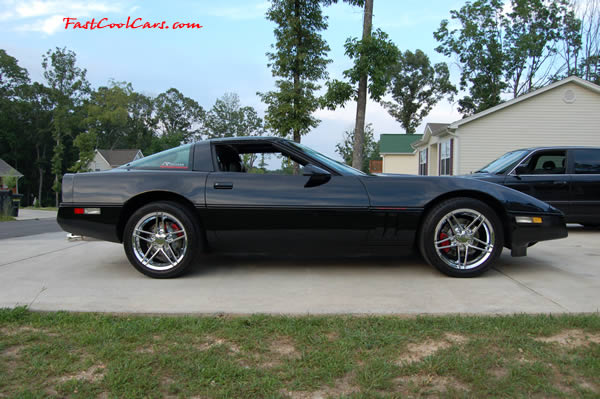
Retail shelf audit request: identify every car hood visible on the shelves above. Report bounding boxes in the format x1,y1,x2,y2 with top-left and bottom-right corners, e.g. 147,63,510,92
359,174,562,215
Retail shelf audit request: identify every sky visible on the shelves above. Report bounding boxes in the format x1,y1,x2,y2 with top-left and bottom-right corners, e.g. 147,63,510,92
0,0,466,159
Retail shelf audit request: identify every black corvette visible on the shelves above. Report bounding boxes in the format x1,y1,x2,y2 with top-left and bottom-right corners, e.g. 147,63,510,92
57,137,567,278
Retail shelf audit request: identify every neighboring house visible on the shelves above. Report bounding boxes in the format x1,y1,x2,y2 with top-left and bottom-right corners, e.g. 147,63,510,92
380,133,423,174
411,76,600,176
0,158,23,193
89,149,143,171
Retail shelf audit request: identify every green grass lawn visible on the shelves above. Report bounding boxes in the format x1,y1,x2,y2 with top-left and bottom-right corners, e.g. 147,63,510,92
1,308,599,398
0,215,15,222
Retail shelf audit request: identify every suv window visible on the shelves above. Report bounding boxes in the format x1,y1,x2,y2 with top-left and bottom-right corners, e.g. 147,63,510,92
519,151,566,175
573,149,600,174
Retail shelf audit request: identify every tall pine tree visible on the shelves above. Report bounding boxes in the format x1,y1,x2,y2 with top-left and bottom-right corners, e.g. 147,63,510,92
258,0,331,153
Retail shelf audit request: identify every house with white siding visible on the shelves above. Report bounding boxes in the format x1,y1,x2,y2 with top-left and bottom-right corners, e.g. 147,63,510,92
409,76,600,176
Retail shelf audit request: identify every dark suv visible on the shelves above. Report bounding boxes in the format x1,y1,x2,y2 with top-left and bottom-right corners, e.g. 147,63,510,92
465,147,600,227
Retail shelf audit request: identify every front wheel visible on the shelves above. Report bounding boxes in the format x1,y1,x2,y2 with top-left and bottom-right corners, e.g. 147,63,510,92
419,198,504,277
123,201,201,278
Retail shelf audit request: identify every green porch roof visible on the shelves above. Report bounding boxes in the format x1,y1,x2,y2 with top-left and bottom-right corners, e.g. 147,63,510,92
379,134,423,154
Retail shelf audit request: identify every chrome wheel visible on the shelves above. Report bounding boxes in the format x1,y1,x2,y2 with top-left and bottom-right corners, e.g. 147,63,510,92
131,211,188,271
433,208,494,270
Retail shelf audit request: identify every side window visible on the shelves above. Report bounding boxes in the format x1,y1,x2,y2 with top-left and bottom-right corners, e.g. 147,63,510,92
573,149,600,174
524,151,566,174
214,143,306,175
126,144,191,170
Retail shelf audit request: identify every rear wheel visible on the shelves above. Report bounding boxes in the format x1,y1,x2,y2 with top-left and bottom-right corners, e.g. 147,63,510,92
123,201,201,278
419,198,504,277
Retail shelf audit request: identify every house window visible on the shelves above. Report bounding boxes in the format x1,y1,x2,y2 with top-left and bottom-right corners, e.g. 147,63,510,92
439,139,453,175
419,149,428,176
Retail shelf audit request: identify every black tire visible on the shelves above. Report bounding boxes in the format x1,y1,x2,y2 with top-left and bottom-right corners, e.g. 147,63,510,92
419,197,504,277
123,201,201,278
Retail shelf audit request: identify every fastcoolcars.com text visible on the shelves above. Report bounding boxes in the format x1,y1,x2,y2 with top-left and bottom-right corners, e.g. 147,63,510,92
63,17,203,30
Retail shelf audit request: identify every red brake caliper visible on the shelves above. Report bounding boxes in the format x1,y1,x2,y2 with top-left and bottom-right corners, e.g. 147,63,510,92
170,223,184,238
439,232,450,253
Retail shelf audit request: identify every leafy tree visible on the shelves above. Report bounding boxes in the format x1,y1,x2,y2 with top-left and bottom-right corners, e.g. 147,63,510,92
322,28,399,168
504,0,574,97
258,0,331,151
434,0,506,115
126,91,157,154
22,82,54,203
435,0,583,115
205,93,264,138
0,50,30,178
42,47,90,206
382,50,456,133
82,81,132,150
154,88,205,144
556,0,600,83
0,49,29,98
335,123,379,173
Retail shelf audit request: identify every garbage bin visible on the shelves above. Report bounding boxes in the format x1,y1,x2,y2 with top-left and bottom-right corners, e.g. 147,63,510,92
0,190,11,217
11,194,23,217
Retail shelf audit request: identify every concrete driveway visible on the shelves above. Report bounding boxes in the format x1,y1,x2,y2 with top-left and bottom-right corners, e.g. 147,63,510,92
0,225,598,314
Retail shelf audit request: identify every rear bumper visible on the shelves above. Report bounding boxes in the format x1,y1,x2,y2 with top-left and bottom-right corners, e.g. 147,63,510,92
508,212,567,256
57,204,122,243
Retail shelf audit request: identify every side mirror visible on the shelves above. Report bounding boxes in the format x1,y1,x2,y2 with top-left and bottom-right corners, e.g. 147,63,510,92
514,165,528,175
302,164,331,187
302,164,331,177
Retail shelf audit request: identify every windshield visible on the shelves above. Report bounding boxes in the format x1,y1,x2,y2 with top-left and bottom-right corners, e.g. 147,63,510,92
289,141,367,176
476,150,530,174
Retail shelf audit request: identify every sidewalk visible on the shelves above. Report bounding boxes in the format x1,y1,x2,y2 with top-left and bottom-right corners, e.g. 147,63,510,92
15,208,58,221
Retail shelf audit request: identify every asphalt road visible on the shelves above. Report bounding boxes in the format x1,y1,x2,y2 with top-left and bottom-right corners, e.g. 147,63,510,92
0,218,62,240
0,226,598,314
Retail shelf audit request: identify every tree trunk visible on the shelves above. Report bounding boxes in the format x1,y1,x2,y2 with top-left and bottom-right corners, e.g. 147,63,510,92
37,144,44,207
352,0,373,170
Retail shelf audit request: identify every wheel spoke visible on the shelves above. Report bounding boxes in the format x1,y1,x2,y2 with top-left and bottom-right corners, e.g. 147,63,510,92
144,248,161,265
134,234,153,244
170,234,186,243
468,243,493,253
436,243,458,250
451,214,463,230
471,218,486,234
466,215,481,230
135,228,154,236
435,237,453,245
446,215,457,232
165,244,179,264
463,246,469,267
472,236,492,249
143,244,153,259
456,245,461,266
160,248,176,265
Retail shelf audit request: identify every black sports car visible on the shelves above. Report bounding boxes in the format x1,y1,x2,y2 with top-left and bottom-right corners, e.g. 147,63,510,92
464,147,600,227
57,137,567,278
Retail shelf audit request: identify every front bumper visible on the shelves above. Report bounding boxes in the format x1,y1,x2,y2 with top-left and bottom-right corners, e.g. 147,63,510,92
508,212,567,256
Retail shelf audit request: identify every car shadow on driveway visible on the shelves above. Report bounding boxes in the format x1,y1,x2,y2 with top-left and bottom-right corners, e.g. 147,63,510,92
184,252,429,278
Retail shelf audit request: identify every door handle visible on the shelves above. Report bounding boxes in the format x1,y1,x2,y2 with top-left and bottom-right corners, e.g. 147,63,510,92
214,182,233,189
553,181,568,186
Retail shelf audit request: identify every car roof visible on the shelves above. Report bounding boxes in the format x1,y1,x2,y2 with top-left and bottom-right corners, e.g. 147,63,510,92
206,136,288,143
513,146,600,151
